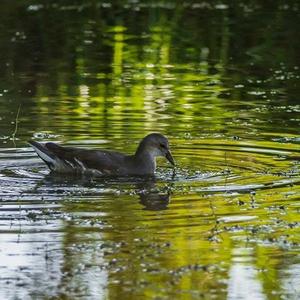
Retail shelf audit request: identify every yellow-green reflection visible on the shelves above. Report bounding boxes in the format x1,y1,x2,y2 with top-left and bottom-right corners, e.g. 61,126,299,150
0,1,299,300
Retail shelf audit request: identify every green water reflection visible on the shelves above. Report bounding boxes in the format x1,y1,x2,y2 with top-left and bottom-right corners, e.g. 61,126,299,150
0,1,299,299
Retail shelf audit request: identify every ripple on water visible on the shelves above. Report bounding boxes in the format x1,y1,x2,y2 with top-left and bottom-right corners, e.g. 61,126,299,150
0,138,299,299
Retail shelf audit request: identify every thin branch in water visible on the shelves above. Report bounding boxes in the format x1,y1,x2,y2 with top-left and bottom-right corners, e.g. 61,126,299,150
12,103,21,147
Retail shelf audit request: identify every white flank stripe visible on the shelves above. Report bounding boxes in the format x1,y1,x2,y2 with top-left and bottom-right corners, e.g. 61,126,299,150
74,158,86,172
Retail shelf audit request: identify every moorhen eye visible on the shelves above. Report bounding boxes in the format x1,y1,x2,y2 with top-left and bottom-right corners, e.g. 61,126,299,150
160,143,166,149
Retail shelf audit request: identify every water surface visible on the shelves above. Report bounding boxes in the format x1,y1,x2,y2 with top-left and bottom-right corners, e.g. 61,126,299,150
0,1,300,299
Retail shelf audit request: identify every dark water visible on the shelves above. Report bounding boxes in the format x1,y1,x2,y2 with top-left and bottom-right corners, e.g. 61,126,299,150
0,1,300,299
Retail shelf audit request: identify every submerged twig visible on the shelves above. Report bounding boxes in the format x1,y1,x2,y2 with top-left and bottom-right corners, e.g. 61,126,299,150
171,166,176,180
12,103,21,147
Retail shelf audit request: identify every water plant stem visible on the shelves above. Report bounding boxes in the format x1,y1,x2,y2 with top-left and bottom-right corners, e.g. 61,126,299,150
12,103,21,147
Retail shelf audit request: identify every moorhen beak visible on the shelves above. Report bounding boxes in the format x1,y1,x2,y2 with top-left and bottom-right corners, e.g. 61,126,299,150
166,150,175,166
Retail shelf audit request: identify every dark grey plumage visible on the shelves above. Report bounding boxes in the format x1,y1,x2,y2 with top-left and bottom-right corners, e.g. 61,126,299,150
29,133,175,176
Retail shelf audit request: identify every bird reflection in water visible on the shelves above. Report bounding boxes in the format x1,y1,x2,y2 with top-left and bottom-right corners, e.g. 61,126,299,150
136,179,171,211
39,173,172,211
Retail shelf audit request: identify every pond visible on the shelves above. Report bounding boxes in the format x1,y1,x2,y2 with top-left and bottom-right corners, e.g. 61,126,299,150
0,1,299,299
